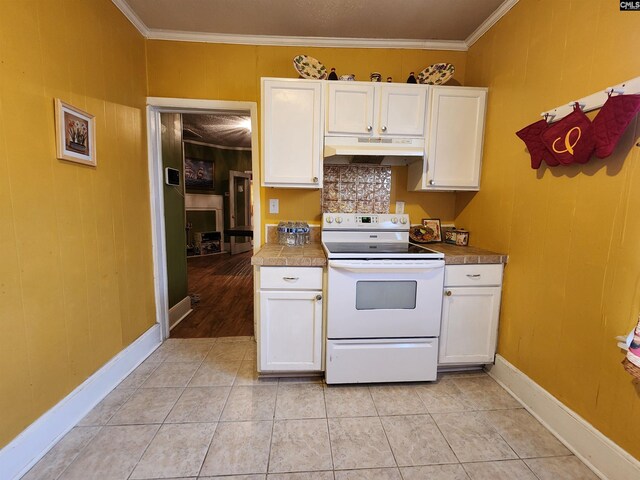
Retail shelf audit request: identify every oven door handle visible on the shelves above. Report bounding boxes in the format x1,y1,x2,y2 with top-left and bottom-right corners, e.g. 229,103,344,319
329,260,444,273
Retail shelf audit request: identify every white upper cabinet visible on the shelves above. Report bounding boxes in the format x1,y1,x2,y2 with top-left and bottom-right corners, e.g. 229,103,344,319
261,78,487,191
262,78,324,188
379,84,427,136
408,86,487,191
326,82,427,137
326,83,375,135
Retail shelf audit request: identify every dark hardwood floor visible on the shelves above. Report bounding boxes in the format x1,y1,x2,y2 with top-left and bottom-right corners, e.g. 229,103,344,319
171,251,254,338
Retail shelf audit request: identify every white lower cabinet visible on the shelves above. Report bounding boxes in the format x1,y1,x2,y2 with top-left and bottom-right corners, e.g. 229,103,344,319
439,264,503,365
258,267,323,372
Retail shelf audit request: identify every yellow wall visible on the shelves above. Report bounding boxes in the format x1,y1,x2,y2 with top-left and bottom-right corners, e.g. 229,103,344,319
0,0,155,447
458,0,640,459
8,0,636,460
146,41,466,227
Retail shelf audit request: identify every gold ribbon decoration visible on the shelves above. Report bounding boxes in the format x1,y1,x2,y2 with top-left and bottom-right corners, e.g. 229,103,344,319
552,126,582,155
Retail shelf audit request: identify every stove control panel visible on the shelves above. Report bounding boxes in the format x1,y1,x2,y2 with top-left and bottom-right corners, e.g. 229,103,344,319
322,213,410,230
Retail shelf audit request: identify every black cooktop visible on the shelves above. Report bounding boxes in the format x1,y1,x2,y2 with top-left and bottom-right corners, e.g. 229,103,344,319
324,242,441,256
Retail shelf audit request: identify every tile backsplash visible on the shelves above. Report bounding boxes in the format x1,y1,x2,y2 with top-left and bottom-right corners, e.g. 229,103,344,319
321,165,391,213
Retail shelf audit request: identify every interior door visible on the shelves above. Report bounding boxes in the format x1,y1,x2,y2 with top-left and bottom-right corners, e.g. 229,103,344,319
229,170,253,254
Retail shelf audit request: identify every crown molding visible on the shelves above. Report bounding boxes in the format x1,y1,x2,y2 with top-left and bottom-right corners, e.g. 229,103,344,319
146,30,469,51
111,0,150,37
112,0,523,52
465,0,519,48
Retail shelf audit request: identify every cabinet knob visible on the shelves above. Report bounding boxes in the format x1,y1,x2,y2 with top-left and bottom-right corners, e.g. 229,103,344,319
283,277,299,281
445,290,452,296
466,274,481,278
381,125,387,132
367,125,372,132
312,176,318,183
315,294,322,301
429,179,435,185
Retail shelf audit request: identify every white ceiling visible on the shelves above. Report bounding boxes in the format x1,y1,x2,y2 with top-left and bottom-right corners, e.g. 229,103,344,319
114,0,517,50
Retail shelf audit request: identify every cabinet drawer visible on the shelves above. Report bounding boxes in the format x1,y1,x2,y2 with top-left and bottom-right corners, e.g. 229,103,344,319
260,267,322,290
444,264,503,287
326,338,438,384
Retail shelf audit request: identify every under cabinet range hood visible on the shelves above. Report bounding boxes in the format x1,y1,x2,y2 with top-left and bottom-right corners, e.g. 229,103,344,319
324,136,425,165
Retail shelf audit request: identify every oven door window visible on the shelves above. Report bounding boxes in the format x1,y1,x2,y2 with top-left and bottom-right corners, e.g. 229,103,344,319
355,281,417,310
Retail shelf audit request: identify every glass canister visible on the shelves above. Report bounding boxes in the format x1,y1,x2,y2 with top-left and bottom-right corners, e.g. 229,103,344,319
277,221,286,245
303,222,310,244
295,222,305,246
285,222,296,246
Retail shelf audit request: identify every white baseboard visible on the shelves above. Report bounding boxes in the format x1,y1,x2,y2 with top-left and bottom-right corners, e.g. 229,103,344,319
0,323,162,480
169,296,192,330
487,354,640,480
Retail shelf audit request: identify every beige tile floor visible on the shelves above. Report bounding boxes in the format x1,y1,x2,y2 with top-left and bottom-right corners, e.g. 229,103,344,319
23,337,600,480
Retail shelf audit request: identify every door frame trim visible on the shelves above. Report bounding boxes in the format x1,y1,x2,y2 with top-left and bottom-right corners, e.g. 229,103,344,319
146,97,260,340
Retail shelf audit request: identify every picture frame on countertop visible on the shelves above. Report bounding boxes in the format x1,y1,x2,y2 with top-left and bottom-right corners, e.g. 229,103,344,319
184,157,215,191
421,218,442,243
54,99,96,166
443,227,458,244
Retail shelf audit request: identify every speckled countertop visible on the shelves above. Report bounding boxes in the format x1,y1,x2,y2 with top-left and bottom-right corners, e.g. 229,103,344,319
252,242,506,266
426,243,508,264
251,243,327,267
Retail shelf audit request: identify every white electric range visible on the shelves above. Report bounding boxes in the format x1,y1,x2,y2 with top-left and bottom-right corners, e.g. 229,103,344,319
322,213,445,384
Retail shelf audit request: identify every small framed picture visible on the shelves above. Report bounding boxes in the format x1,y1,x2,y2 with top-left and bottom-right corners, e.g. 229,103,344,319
421,218,442,243
54,99,96,166
184,157,215,190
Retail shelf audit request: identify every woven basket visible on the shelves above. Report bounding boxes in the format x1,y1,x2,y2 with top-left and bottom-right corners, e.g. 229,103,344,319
622,358,640,380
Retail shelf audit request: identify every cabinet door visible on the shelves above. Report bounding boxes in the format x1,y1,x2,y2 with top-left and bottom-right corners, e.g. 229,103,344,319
439,286,501,365
427,86,487,190
262,79,323,188
326,82,376,135
379,84,427,136
259,290,323,371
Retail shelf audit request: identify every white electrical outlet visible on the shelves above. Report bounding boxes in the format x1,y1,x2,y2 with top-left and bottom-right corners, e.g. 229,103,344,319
269,199,279,214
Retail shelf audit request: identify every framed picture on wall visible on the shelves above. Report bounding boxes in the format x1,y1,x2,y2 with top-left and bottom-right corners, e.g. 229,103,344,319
184,158,214,190
54,99,96,166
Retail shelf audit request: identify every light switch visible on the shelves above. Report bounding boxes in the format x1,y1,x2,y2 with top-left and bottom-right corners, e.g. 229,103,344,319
269,198,279,214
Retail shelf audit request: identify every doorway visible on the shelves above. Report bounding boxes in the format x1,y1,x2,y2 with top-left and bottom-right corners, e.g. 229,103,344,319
146,98,260,341
229,170,253,255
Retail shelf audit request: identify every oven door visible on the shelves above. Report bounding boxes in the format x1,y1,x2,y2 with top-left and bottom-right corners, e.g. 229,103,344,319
327,259,445,338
